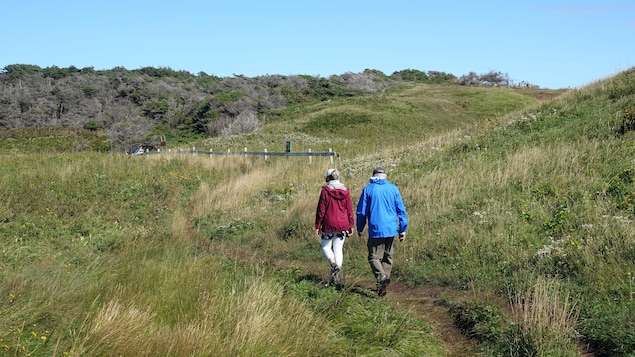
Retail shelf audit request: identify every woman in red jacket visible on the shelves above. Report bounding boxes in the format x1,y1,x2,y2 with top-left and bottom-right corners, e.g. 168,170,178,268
315,168,355,285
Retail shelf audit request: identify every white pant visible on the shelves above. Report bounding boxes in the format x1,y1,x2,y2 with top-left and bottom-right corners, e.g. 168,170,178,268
321,235,346,267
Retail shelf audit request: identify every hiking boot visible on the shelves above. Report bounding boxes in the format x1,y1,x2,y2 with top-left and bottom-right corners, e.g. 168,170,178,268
376,274,390,297
332,271,341,285
330,265,341,285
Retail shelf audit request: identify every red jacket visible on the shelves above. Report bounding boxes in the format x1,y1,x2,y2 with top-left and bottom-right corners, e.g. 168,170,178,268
315,184,355,232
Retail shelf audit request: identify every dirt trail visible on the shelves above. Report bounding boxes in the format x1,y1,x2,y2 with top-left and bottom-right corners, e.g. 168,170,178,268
381,282,482,356
216,242,483,355
212,242,597,356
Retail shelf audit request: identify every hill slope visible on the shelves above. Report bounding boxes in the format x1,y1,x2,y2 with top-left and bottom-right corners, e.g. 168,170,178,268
3,68,634,356
0,64,546,153
200,69,635,355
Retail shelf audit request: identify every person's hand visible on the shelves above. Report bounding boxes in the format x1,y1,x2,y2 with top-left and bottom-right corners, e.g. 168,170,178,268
315,228,321,238
347,228,353,236
357,230,363,237
398,232,406,242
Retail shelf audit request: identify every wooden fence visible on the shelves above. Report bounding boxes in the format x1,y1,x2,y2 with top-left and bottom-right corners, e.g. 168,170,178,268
137,147,339,164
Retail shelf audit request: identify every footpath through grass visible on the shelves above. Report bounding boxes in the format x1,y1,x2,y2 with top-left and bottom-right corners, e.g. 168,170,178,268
3,76,635,356
0,152,449,356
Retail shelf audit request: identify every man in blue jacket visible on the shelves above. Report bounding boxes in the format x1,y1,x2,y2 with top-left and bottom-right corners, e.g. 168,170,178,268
356,167,408,297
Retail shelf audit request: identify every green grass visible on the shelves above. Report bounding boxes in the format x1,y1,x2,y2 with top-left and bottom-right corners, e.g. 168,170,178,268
2,73,635,356
391,72,635,354
0,152,447,356
0,128,110,154
240,84,540,156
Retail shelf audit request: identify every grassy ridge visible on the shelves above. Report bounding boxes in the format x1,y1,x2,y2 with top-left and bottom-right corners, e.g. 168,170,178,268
257,84,540,152
2,74,634,356
370,72,635,354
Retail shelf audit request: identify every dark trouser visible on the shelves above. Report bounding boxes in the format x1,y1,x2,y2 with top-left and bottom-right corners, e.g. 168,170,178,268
367,237,395,280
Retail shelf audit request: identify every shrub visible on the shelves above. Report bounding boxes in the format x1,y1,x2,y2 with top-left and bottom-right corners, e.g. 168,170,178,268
620,107,635,133
220,111,262,137
391,69,429,82
580,301,635,356
81,85,98,98
83,119,100,131
446,300,508,342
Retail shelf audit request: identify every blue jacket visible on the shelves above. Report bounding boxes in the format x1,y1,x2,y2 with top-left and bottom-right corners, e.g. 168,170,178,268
356,177,408,238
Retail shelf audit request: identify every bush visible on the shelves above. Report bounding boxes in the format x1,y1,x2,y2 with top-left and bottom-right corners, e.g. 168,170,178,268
83,119,100,131
219,111,262,137
81,86,98,98
446,300,508,342
620,107,635,133
580,301,635,356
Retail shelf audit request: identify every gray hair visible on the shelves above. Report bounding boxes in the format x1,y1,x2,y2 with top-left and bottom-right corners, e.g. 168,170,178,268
325,168,340,181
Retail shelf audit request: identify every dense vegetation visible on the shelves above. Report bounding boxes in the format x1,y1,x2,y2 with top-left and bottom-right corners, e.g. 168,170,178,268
1,64,531,153
2,63,634,356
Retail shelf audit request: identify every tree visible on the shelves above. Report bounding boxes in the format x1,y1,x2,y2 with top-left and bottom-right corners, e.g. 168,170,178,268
108,116,154,153
479,71,510,86
427,71,457,84
3,64,41,82
458,72,480,86
459,71,511,87
391,69,428,82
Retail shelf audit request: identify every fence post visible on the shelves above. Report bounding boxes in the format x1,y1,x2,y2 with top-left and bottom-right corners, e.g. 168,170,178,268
161,148,338,161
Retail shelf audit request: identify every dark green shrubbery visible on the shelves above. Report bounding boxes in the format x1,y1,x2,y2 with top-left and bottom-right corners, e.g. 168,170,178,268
580,301,635,356
620,107,635,134
446,300,508,343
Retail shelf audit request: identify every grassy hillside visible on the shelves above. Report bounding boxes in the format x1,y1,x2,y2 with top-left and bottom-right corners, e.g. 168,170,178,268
0,65,465,152
2,71,634,356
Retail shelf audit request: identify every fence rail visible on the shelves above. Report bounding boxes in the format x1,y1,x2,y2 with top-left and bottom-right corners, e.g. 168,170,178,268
137,147,340,163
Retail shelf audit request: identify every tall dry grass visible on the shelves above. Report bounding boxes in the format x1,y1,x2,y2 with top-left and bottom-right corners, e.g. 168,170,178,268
74,272,336,356
1,151,355,357
177,154,332,216
510,277,580,356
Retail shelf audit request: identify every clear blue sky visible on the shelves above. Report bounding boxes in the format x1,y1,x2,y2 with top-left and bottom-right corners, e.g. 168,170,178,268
2,0,633,89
